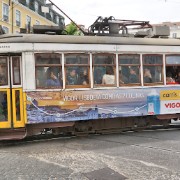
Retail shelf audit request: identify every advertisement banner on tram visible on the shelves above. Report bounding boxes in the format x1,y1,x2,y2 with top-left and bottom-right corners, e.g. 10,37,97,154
25,87,180,123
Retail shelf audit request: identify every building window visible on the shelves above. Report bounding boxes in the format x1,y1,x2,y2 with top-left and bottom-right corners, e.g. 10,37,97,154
3,3,9,22
173,33,177,38
34,1,39,12
16,10,21,27
93,54,116,87
143,55,163,85
35,53,62,89
26,15,31,26
118,54,140,86
26,0,30,6
2,26,9,34
35,20,40,25
50,11,53,20
56,15,59,24
65,54,90,88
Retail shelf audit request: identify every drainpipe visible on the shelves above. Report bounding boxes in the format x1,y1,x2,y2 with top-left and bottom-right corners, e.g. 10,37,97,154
11,1,14,34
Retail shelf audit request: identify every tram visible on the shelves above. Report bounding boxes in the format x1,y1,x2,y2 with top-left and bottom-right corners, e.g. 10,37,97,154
1,25,180,140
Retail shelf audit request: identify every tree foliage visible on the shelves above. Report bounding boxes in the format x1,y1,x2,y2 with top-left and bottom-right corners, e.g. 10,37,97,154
65,22,83,35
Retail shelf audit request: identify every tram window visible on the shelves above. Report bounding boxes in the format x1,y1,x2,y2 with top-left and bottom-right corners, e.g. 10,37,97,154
35,53,62,89
166,55,180,84
12,57,21,85
0,57,8,86
143,55,163,85
118,55,140,86
65,54,90,88
93,54,116,87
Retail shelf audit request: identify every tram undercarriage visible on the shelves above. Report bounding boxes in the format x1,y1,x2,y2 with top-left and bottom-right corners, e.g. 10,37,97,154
1,113,179,140
1,116,172,140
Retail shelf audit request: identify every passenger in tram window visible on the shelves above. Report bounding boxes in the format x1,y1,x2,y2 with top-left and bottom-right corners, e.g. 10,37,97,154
119,70,128,84
67,69,78,85
79,68,89,85
167,66,177,79
0,65,6,85
129,67,139,83
166,72,175,84
94,68,103,84
154,67,162,82
102,67,115,85
144,68,152,83
176,71,180,84
45,67,61,87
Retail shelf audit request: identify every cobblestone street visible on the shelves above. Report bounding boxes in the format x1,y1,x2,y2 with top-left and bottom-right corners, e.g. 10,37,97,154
1,129,180,180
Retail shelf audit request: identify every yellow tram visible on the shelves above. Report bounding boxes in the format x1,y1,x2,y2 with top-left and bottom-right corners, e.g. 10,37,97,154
1,32,180,140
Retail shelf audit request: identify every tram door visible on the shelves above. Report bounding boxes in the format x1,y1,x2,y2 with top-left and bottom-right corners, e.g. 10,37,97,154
0,55,24,129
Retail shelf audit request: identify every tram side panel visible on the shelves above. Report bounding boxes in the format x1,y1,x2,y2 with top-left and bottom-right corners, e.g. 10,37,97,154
25,87,179,124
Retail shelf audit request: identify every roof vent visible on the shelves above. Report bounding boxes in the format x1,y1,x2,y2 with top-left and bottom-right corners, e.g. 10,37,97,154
148,26,170,37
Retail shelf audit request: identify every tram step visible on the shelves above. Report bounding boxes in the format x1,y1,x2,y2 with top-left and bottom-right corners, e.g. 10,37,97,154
0,128,26,140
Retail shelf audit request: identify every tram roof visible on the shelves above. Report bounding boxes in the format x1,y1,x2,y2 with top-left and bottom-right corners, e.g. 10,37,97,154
1,34,180,46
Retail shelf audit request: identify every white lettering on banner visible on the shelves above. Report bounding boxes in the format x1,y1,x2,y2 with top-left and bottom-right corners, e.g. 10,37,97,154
161,100,180,114
63,93,145,102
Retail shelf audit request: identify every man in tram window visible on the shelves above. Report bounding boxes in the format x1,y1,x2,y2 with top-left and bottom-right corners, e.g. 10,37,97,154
0,64,6,85
67,68,78,85
94,68,103,84
45,67,61,87
119,70,128,84
78,68,89,85
129,67,139,83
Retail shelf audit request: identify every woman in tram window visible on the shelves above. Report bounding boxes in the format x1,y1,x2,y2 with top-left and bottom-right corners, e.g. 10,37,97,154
102,66,115,85
144,68,152,83
166,72,175,84
45,67,61,87
129,67,139,83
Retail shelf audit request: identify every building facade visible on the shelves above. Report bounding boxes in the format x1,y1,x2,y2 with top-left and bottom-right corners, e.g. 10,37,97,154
0,0,65,34
153,22,180,38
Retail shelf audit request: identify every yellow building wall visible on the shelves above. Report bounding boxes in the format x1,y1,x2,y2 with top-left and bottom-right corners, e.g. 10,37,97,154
0,0,56,34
